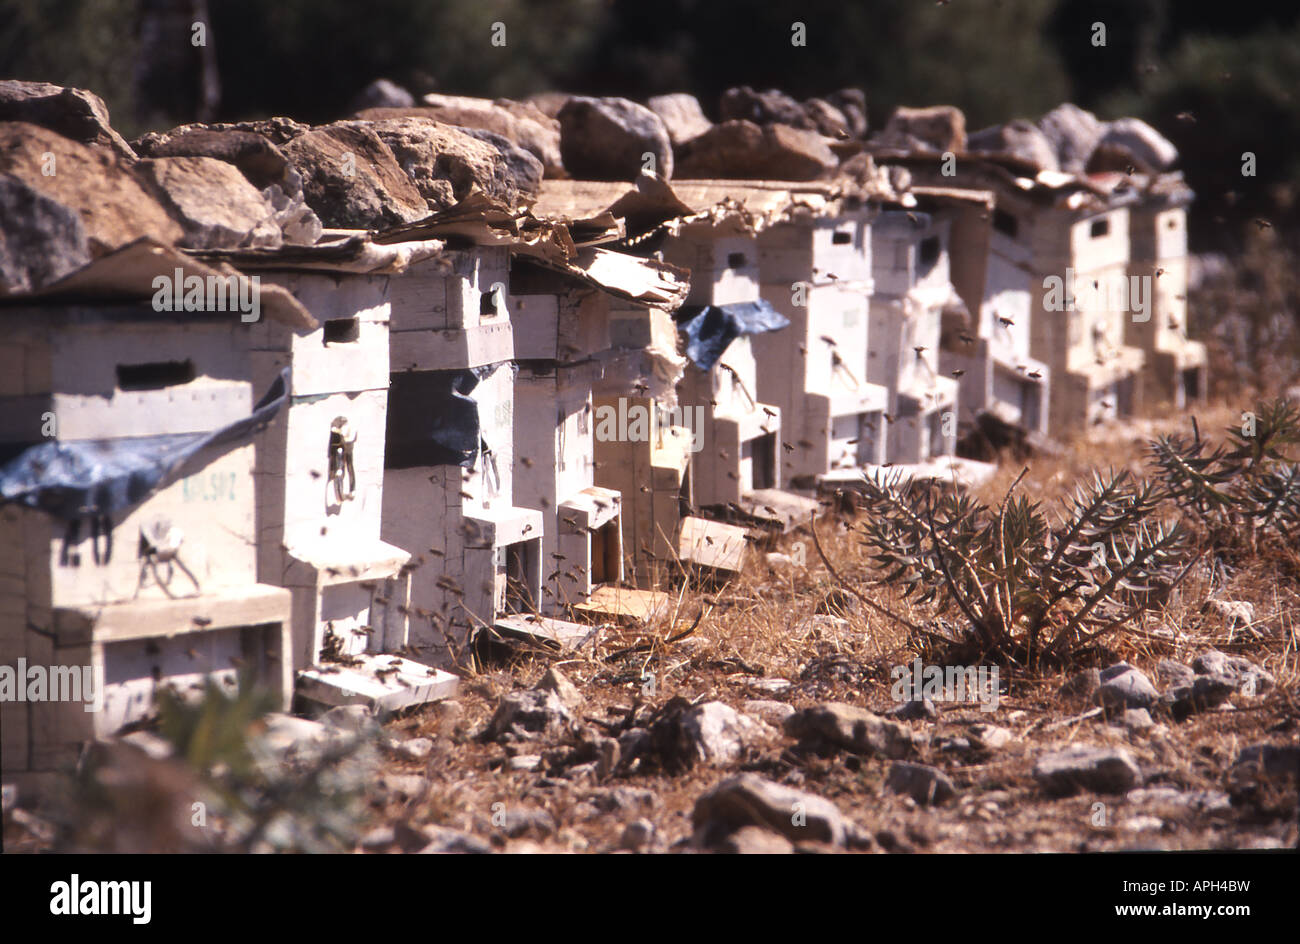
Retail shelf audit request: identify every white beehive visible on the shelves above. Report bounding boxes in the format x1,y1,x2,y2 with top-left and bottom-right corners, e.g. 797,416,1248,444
0,303,291,775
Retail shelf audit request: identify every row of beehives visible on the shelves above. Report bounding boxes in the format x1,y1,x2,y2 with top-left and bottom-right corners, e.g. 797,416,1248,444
0,160,1206,778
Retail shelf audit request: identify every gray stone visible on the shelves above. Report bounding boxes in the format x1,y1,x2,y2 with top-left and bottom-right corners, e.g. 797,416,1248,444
281,122,428,228
967,723,1013,750
1095,662,1158,710
715,825,795,854
647,93,712,147
1126,786,1232,815
1037,103,1105,174
1155,659,1195,689
358,825,396,850
1096,117,1178,172
1192,650,1273,695
885,761,957,805
360,116,542,208
350,78,415,111
878,105,967,153
390,736,434,762
379,95,564,176
1121,708,1155,731
678,701,769,767
0,79,136,159
743,699,796,726
747,677,792,694
676,120,837,181
967,119,1059,171
558,96,673,181
416,825,492,854
692,773,848,848
827,88,869,138
1033,744,1142,795
534,665,583,710
261,180,322,245
135,156,282,249
457,127,545,198
484,689,573,741
1162,675,1239,719
886,697,939,721
376,773,428,801
719,86,813,129
1235,744,1300,779
320,704,373,731
132,126,300,194
783,702,917,758
620,818,656,850
0,174,90,294
802,98,850,139
500,808,556,838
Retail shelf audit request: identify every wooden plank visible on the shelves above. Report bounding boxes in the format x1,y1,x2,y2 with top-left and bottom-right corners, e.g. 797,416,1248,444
678,515,747,573
52,584,292,646
571,585,672,626
297,653,459,713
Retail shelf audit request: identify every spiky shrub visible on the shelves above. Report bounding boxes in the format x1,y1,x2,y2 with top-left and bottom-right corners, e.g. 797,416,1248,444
1148,397,1300,551
815,468,1199,670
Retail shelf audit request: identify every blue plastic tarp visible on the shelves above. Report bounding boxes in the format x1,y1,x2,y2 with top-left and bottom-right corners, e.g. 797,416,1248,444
0,368,290,521
678,300,789,371
385,363,509,469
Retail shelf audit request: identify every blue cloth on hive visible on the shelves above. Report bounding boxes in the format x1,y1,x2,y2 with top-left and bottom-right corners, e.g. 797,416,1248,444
0,367,290,521
678,300,789,371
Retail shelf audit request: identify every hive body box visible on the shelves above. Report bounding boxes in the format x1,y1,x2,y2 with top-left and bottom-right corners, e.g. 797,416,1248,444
509,262,625,617
1125,186,1207,409
935,192,1052,437
0,306,291,776
248,271,415,686
659,224,785,507
869,211,962,464
753,211,890,484
382,248,542,665
1018,197,1147,430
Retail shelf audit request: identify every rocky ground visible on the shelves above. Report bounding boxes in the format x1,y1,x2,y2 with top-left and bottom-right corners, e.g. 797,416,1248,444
3,401,1297,854
334,401,1300,854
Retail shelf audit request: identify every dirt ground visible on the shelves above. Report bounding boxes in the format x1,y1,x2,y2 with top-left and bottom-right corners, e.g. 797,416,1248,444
353,399,1299,853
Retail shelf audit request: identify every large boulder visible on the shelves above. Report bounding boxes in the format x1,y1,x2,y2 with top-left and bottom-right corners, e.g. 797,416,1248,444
0,122,183,254
675,120,838,180
135,156,282,250
719,86,813,129
802,98,850,139
967,119,1059,171
1094,117,1178,172
132,126,300,194
357,117,541,209
0,175,91,294
557,96,673,181
280,122,428,228
827,88,869,138
1037,103,1105,174
877,105,967,154
0,80,136,160
646,93,712,147
409,94,563,177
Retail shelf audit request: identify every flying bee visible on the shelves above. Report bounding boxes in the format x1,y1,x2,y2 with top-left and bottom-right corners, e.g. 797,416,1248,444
952,369,965,378
520,456,534,468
